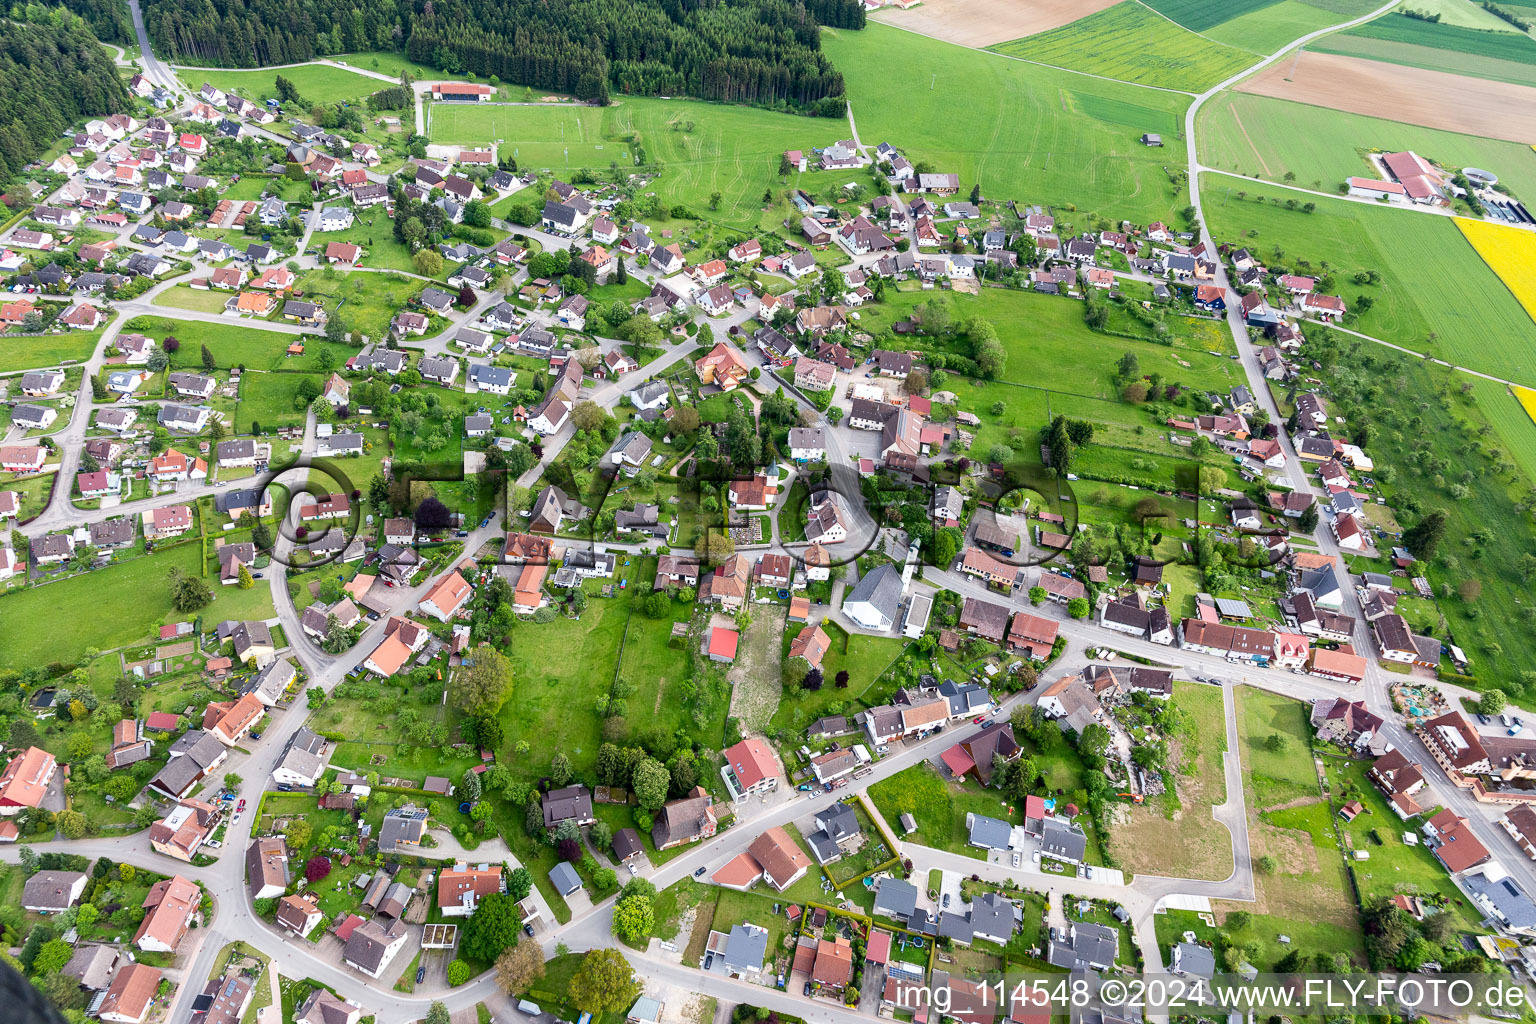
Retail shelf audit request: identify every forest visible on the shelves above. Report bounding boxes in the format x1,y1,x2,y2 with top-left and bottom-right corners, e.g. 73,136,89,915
0,14,129,183
140,0,863,110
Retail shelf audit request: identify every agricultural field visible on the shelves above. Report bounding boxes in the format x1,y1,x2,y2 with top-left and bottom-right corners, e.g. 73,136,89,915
432,96,849,230
1142,0,1378,34
1455,217,1536,324
1200,182,1536,382
187,61,386,106
1196,92,1536,200
821,23,1193,226
868,0,1120,48
989,2,1257,92
1313,13,1536,88
1200,0,1375,54
1235,49,1536,144
1500,384,1536,480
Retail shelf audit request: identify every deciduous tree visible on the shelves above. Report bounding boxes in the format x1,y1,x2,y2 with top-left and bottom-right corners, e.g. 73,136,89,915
568,949,640,1015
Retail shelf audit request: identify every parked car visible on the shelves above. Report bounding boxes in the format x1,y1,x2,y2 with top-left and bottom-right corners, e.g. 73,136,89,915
416,965,426,984
693,867,706,878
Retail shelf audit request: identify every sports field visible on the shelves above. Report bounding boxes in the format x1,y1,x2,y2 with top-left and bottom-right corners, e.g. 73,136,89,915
429,103,620,165
822,24,1191,225
1313,13,1536,88
190,62,385,104
988,2,1256,91
1196,92,1536,201
1201,180,1536,382
430,97,847,227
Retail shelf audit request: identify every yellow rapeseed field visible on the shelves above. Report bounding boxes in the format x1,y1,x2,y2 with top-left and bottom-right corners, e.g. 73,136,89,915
1515,385,1536,428
1456,217,1536,323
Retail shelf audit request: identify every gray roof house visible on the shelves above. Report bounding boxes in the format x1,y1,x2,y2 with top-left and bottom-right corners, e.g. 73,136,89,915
62,944,120,991
1041,818,1088,863
377,806,428,853
1463,870,1536,935
805,803,860,864
1046,921,1118,970
542,785,595,828
549,861,581,896
967,813,1012,851
721,923,769,975
872,876,919,922
969,891,1021,945
22,870,86,913
1171,942,1217,978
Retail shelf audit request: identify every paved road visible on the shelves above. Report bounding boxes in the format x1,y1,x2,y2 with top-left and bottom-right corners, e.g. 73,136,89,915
126,0,181,98
15,5,1533,1021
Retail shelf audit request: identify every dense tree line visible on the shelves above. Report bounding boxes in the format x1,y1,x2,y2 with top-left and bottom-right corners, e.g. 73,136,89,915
0,16,129,182
141,0,861,110
48,0,133,41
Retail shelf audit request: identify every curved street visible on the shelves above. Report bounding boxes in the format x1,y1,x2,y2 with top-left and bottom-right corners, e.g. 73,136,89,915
6,3,1531,1023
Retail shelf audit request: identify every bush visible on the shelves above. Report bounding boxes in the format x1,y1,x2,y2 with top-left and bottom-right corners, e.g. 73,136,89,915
446,959,472,986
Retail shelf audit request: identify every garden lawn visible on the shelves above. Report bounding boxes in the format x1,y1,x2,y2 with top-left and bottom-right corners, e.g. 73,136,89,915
712,889,794,964
867,763,1012,859
126,315,355,372
323,215,437,277
0,543,201,669
293,268,423,341
822,23,1192,226
0,331,99,372
235,371,325,433
495,592,631,784
1237,686,1317,809
527,954,625,1024
192,63,384,105
1200,182,1536,383
989,2,1257,91
769,627,907,735
204,576,278,623
615,585,717,744
432,97,849,230
1324,758,1484,931
154,286,237,314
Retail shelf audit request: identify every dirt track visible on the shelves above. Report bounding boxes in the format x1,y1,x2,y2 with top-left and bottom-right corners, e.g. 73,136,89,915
869,0,1119,49
1237,50,1536,145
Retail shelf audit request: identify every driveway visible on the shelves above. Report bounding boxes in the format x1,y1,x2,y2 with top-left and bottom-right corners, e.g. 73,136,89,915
857,963,885,1014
